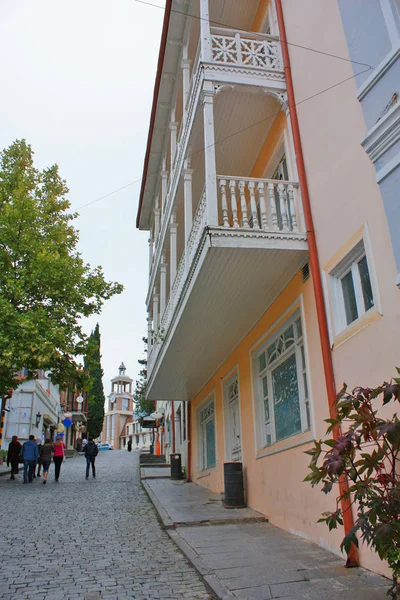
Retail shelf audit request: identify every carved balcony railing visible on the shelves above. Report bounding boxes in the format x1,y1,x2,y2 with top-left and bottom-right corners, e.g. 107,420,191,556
217,176,300,233
210,28,282,70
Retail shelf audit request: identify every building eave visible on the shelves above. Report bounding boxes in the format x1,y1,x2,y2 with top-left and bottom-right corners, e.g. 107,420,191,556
136,0,173,230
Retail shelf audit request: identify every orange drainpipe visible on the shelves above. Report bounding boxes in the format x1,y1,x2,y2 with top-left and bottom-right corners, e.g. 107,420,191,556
275,0,358,566
187,402,192,482
171,400,176,453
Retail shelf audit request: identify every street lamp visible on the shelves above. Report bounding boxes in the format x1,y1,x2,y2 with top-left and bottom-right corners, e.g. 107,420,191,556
35,411,42,428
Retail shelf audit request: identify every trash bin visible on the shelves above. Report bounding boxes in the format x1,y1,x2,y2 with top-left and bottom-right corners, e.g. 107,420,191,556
170,453,182,480
223,462,245,508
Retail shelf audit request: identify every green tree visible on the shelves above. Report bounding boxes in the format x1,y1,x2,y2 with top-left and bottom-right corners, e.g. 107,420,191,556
133,337,154,417
0,139,123,396
84,324,105,439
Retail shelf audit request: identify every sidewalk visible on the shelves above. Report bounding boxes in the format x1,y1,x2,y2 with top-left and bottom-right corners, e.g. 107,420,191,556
142,476,389,600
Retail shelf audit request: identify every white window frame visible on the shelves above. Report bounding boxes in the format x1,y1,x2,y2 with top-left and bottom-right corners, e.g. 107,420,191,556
253,311,310,452
197,395,216,471
328,239,377,335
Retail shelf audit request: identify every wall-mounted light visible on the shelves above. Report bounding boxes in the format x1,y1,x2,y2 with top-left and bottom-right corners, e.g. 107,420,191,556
35,411,42,428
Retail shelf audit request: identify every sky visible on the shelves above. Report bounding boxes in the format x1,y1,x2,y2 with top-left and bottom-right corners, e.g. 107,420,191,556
0,0,165,395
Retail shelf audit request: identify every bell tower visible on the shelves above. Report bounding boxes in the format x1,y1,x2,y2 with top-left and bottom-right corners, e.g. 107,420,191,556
101,362,134,449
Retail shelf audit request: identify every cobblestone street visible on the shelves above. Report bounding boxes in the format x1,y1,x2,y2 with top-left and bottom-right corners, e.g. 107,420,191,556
0,451,213,600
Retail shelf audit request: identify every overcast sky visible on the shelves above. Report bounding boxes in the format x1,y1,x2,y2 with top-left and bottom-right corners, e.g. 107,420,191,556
0,0,165,395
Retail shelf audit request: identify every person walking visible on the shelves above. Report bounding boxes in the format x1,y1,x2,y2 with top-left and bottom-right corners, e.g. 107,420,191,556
127,439,132,452
52,436,66,482
21,435,39,483
7,435,22,480
39,438,53,484
36,438,42,478
84,438,98,479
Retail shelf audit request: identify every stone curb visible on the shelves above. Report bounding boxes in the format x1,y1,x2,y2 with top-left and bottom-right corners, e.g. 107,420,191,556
142,479,174,528
168,529,234,599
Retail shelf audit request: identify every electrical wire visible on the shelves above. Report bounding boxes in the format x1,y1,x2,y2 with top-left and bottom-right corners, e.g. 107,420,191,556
76,64,370,211
133,0,373,69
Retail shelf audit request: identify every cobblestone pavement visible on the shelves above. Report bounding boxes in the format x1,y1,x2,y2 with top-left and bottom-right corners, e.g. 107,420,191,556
0,451,213,600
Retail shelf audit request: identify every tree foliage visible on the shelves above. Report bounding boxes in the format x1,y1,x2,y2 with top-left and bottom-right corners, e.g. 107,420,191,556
0,140,123,396
133,337,154,417
84,324,106,439
304,370,400,598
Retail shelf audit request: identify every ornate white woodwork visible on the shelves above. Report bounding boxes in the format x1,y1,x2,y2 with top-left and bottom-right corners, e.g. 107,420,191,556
160,256,167,317
187,190,207,266
217,177,300,233
211,28,281,71
169,214,178,292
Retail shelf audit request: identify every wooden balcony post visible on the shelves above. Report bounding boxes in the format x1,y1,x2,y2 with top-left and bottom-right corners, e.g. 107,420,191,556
170,212,178,291
160,254,167,319
154,202,160,244
170,108,178,167
183,157,194,256
199,0,212,62
148,235,154,279
202,82,218,226
161,158,168,215
153,289,159,334
182,44,191,122
147,314,153,350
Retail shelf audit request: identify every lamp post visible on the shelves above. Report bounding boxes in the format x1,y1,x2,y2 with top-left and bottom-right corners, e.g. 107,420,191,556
35,411,42,428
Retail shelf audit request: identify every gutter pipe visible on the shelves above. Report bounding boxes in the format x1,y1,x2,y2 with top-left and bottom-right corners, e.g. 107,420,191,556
275,0,358,566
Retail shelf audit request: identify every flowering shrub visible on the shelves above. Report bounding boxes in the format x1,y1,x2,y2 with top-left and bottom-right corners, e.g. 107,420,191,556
304,370,400,598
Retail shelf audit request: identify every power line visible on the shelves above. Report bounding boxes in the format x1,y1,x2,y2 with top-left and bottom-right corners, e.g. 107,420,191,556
77,63,370,211
133,0,373,70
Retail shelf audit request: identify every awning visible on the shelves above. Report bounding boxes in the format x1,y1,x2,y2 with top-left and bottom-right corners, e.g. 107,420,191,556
43,414,56,425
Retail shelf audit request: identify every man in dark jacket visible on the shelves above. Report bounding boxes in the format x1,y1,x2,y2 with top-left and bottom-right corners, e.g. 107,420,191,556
21,435,39,483
84,438,98,479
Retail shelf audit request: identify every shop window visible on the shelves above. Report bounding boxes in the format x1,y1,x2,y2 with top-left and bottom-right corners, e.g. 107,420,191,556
254,312,310,450
198,398,216,470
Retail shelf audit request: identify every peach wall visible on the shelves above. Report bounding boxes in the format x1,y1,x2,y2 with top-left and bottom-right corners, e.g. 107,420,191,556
281,0,399,576
190,269,347,558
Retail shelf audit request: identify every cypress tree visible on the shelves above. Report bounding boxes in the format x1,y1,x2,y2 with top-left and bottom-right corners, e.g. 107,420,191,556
84,323,105,438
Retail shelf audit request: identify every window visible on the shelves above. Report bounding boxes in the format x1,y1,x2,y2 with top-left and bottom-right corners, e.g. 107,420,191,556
122,398,129,411
198,398,216,470
329,240,375,334
6,392,33,440
254,313,310,450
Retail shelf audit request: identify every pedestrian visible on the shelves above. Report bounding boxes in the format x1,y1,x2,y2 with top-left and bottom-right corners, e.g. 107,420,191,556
84,438,98,479
6,435,22,480
35,437,42,478
39,438,53,484
52,436,66,482
21,434,39,483
127,439,132,452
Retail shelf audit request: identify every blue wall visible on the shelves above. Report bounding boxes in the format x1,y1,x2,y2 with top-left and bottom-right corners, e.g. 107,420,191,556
338,0,400,283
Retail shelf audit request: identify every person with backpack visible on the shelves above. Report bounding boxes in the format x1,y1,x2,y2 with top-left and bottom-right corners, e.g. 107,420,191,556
84,438,98,479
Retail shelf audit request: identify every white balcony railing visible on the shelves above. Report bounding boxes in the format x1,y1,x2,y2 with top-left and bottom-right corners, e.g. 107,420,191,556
217,176,300,233
210,28,281,70
148,176,303,375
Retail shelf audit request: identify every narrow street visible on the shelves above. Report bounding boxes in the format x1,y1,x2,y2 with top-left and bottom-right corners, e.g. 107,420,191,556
0,451,213,600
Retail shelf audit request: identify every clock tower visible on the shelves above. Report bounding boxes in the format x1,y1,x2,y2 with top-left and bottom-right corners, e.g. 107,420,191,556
101,362,134,449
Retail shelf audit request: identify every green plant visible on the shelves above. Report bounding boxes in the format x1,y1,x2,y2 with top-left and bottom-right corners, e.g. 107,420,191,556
0,450,7,459
304,370,400,598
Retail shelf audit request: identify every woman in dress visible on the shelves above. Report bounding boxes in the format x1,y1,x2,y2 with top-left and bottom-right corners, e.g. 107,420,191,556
52,436,66,482
7,435,22,480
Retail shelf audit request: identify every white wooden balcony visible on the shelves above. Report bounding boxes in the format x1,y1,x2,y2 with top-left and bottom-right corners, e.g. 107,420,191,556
146,176,308,401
